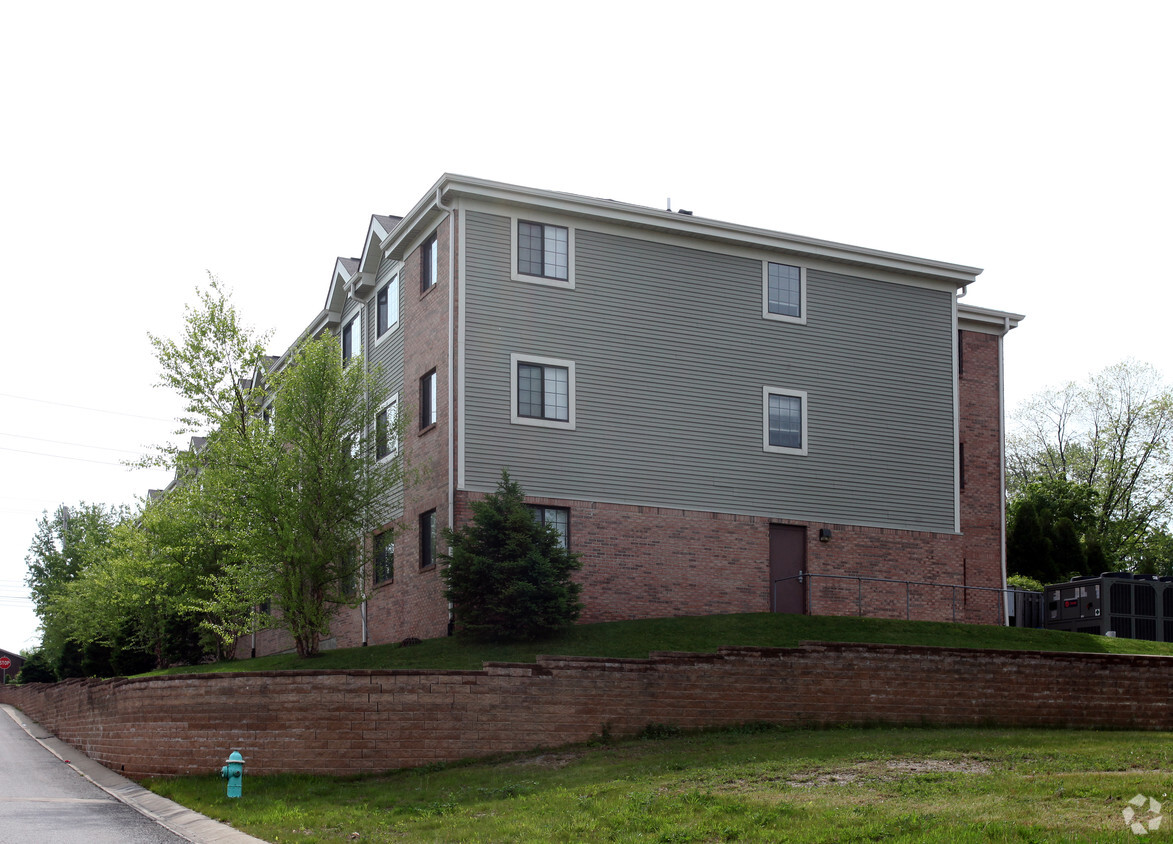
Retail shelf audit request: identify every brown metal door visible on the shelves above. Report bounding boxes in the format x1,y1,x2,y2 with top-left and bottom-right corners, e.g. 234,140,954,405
769,525,806,613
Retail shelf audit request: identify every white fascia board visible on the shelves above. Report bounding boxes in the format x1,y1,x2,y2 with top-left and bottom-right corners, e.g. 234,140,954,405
425,174,983,287
958,303,1025,335
360,216,393,275
380,174,451,259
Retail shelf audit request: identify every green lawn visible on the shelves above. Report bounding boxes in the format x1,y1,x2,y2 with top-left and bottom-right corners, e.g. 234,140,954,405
147,723,1173,842
141,615,1173,841
146,612,1173,676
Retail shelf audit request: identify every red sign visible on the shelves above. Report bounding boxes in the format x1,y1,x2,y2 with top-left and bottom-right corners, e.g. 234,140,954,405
0,657,11,670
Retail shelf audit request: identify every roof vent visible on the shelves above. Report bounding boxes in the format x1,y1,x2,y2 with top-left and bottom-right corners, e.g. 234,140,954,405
678,209,693,216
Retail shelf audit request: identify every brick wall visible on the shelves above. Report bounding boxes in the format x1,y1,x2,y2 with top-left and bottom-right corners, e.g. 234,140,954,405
1,643,1165,779
363,212,452,644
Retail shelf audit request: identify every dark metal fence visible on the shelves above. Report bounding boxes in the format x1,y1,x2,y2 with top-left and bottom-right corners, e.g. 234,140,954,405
772,573,1043,627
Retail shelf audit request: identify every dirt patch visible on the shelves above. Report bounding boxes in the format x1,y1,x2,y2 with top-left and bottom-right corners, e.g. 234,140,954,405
786,770,862,788
783,757,990,788
885,758,991,775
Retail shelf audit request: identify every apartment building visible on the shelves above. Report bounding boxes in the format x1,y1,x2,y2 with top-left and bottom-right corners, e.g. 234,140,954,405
249,174,1022,655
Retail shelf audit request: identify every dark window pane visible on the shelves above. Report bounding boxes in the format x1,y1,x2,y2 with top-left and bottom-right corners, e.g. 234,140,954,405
518,363,543,417
420,371,436,428
376,409,389,459
419,510,436,568
768,262,801,317
421,234,437,291
768,394,803,449
518,221,568,280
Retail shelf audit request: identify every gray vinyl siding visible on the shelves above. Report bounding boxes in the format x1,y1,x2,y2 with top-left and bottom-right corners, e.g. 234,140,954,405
367,259,405,390
462,211,957,532
366,257,405,523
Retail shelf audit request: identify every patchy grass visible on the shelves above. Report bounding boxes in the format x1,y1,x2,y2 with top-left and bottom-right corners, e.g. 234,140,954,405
146,724,1173,842
144,612,1173,676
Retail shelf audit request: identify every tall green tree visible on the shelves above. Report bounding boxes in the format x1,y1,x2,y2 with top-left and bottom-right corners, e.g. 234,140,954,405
1007,360,1173,570
52,499,212,670
441,470,583,642
150,277,405,656
24,502,127,665
199,333,404,656
147,272,272,449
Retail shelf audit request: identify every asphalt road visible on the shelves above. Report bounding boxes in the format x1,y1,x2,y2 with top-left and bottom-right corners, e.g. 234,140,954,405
0,705,266,844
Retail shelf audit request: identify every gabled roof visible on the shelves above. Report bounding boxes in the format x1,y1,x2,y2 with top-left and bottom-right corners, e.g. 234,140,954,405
359,214,403,276
382,174,984,288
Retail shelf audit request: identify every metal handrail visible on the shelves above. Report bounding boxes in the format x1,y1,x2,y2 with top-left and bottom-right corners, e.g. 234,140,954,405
772,572,1020,623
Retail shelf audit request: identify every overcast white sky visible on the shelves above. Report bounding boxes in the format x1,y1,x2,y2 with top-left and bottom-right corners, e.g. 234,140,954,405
1,1,1170,654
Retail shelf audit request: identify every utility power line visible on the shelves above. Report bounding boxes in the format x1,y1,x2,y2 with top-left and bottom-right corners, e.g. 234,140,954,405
0,392,174,423
0,432,143,456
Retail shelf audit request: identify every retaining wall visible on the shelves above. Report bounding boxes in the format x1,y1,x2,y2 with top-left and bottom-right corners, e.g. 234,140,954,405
2,642,1169,779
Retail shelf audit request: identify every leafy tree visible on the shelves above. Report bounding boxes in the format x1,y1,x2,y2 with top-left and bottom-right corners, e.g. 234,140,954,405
14,650,57,684
51,509,210,672
1007,360,1173,569
203,333,404,656
149,278,405,656
1006,498,1056,583
146,273,272,449
24,502,127,665
441,470,583,641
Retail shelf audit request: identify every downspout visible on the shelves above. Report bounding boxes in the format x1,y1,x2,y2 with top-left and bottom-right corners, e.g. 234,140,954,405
361,294,370,646
435,186,456,635
999,324,1009,625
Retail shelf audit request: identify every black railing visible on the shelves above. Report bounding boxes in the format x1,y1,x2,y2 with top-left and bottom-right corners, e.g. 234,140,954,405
773,573,1040,626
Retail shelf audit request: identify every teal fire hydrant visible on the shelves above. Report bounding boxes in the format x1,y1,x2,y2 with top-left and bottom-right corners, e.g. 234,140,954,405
220,751,245,798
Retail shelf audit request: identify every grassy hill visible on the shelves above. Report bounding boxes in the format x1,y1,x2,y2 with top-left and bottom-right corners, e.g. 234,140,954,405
146,612,1173,676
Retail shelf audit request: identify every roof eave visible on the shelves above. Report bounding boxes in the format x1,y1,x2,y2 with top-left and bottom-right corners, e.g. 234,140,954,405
383,173,983,286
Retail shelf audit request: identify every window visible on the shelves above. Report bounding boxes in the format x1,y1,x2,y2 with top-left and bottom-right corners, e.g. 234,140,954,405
510,353,576,429
518,363,568,421
375,397,398,460
763,387,808,455
762,261,806,324
341,313,361,365
376,275,399,338
530,505,569,548
419,369,437,429
373,532,394,584
419,509,437,569
959,442,966,491
518,221,569,281
421,233,438,292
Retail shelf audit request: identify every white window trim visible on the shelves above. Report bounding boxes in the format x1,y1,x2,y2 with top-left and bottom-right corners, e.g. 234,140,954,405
509,215,576,289
761,261,808,325
373,272,400,348
375,395,399,463
763,386,808,455
342,310,362,362
510,353,576,430
420,370,437,428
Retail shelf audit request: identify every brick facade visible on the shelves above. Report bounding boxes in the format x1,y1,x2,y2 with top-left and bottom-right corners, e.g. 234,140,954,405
2,643,1164,778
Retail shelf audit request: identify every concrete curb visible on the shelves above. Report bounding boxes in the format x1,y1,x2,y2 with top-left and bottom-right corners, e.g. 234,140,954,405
1,704,268,844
